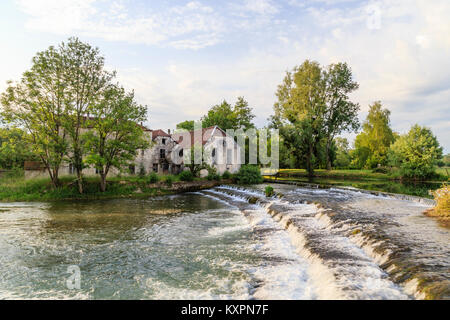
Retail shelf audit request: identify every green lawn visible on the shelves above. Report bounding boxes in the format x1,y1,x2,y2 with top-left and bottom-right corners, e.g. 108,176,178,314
0,173,207,202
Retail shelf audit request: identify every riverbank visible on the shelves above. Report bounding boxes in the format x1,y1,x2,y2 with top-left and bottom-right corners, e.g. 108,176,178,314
0,175,229,202
275,168,448,183
264,170,446,199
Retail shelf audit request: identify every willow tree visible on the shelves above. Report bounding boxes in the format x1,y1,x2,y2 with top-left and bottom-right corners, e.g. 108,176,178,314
0,46,69,187
83,85,149,192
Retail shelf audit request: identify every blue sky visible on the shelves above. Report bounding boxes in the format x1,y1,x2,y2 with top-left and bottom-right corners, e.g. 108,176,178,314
0,0,449,152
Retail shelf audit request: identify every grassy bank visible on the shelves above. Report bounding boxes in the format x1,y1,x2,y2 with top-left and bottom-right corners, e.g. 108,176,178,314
272,168,448,182
0,174,226,202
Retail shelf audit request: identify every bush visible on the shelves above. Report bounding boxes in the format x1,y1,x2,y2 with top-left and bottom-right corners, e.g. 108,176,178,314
205,166,221,181
372,166,389,174
165,175,174,187
235,165,263,185
428,185,450,217
222,171,232,180
146,172,159,184
265,186,274,197
179,170,194,182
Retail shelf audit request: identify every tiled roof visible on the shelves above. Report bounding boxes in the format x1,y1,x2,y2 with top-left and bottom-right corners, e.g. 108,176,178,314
171,126,226,147
151,129,171,140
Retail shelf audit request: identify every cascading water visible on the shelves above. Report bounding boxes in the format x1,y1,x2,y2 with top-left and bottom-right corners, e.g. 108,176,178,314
203,184,449,300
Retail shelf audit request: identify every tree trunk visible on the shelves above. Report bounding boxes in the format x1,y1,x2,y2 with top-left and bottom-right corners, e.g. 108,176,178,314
100,173,107,192
306,143,314,179
326,139,332,171
76,169,83,194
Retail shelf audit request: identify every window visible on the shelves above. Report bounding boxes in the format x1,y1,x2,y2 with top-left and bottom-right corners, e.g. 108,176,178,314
141,149,145,156
69,163,75,175
179,149,183,157
223,140,227,147
162,138,166,145
153,164,158,172
212,148,216,157
160,149,166,159
128,165,135,175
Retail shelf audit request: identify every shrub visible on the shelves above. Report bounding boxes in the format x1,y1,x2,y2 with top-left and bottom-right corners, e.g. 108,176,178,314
179,170,194,182
206,166,221,181
428,185,450,217
222,171,232,180
235,165,263,185
265,186,274,197
165,175,174,187
372,166,389,174
146,172,159,184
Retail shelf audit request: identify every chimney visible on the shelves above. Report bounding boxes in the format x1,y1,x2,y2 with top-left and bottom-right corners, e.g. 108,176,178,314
168,129,171,134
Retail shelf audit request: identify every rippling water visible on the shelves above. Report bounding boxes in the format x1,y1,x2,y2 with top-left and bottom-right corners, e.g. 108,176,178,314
0,185,448,300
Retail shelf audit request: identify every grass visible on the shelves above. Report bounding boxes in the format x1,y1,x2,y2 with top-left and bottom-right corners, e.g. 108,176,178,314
0,173,221,202
272,168,448,182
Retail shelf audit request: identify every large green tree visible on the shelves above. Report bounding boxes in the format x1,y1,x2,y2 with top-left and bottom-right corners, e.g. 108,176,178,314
1,45,70,187
352,101,396,168
59,38,115,194
83,85,149,192
201,97,255,131
323,63,360,169
273,60,326,177
389,124,442,179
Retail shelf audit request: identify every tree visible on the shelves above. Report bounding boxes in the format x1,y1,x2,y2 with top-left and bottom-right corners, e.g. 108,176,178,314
389,124,443,179
273,60,326,177
201,97,255,130
176,120,195,131
333,137,351,168
323,63,360,170
59,38,115,194
1,46,69,187
0,127,38,169
83,85,149,192
352,102,395,168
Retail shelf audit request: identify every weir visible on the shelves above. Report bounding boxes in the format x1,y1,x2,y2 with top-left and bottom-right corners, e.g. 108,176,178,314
202,184,450,300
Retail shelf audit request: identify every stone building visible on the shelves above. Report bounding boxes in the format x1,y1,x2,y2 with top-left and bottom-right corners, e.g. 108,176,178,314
24,124,241,179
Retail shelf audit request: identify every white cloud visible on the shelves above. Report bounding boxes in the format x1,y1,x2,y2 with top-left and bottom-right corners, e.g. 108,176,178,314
15,0,224,49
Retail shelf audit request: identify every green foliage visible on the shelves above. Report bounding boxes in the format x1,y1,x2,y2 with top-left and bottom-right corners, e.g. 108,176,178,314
429,185,449,217
351,102,396,169
178,170,194,182
176,120,195,131
265,186,275,197
165,175,174,187
222,171,232,179
333,137,351,169
0,127,38,169
206,166,221,181
201,97,255,130
235,165,263,184
146,172,159,184
272,60,360,173
389,124,443,179
83,84,149,191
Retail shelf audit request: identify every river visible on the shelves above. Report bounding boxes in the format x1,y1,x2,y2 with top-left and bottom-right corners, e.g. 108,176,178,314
0,184,448,299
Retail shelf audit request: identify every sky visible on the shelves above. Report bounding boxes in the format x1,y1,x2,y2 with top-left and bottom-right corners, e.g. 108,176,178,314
0,0,449,152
